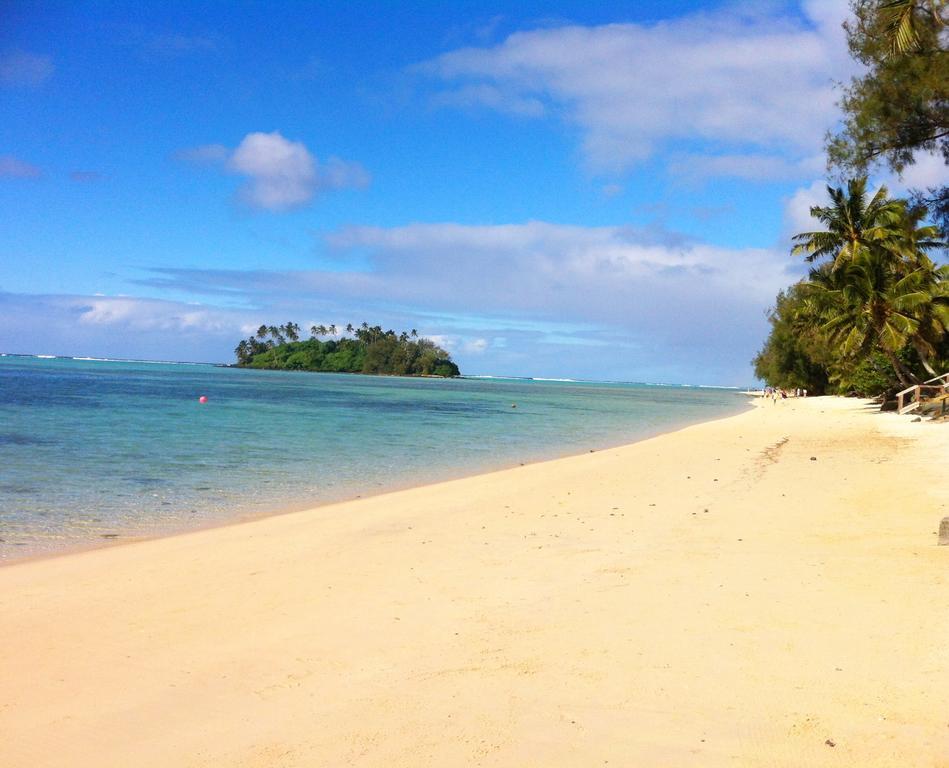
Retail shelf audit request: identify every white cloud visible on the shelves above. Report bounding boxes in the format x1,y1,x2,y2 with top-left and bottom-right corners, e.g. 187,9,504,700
0,155,42,179
417,2,855,178
321,156,372,190
887,151,947,192
782,179,828,239
6,215,798,381
431,83,545,117
669,153,825,184
0,292,260,362
784,149,948,245
73,295,244,333
424,334,491,354
0,50,54,87
180,132,369,211
137,220,794,381
326,221,788,307
228,132,318,211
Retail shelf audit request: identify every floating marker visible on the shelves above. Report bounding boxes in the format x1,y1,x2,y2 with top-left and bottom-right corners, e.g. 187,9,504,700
198,396,208,404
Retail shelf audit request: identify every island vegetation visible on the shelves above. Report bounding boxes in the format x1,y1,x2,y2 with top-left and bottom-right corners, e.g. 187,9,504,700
754,0,948,398
233,322,460,377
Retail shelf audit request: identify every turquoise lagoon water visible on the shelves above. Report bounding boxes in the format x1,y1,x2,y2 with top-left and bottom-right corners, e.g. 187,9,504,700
0,355,749,560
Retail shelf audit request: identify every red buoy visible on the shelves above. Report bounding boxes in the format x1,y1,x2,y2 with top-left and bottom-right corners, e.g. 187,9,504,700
198,396,208,404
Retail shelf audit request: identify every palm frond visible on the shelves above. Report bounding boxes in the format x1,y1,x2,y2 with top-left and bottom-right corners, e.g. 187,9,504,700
880,0,920,54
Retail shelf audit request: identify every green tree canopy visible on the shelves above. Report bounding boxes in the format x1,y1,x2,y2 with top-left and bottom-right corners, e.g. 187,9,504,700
827,1,948,227
755,181,947,396
233,323,460,378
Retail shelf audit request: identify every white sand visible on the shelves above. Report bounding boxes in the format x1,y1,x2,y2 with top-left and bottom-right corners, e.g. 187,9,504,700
1,396,947,767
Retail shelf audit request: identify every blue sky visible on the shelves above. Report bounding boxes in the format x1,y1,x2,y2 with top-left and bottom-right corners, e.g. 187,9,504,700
1,1,943,383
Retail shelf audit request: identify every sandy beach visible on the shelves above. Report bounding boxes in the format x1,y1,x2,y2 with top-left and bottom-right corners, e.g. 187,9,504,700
2,396,947,767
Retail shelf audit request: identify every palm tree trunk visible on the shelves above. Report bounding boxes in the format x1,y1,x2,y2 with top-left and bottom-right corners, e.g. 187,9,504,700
882,347,917,388
911,339,938,377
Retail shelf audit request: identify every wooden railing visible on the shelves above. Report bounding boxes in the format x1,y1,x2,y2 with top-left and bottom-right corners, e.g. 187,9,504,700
897,373,949,415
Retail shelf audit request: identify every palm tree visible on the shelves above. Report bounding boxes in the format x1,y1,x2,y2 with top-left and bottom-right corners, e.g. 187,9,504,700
266,325,285,368
879,0,945,55
792,180,948,389
329,324,337,336
804,253,926,387
283,322,300,342
888,206,948,375
346,323,354,335
902,258,949,376
256,325,269,342
791,178,905,272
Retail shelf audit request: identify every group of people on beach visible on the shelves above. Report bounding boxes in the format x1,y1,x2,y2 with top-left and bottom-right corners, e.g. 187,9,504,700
763,386,806,403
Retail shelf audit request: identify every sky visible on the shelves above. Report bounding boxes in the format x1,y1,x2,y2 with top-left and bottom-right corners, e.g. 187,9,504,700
1,0,944,384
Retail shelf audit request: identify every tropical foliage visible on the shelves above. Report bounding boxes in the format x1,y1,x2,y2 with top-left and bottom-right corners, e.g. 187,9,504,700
233,322,460,377
756,1,948,399
754,179,947,396
827,0,948,229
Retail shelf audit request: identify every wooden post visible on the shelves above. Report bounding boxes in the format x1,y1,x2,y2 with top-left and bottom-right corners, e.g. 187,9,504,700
940,517,949,546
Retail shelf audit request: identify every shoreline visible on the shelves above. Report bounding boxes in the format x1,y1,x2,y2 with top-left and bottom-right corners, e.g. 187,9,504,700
0,396,753,568
2,396,947,766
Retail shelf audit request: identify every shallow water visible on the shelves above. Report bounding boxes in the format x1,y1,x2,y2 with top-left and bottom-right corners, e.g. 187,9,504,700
0,356,749,560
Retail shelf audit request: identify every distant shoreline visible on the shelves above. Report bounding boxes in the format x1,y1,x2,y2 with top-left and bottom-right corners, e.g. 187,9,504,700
0,353,752,389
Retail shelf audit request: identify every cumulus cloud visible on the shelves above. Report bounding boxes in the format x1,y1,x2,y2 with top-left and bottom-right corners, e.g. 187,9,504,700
416,2,855,179
179,132,369,211
5,218,794,381
0,292,258,362
72,295,238,332
782,179,828,239
0,155,42,179
134,220,795,382
669,153,825,184
0,50,54,87
424,333,491,356
431,83,545,117
227,132,319,210
886,150,947,192
783,149,948,246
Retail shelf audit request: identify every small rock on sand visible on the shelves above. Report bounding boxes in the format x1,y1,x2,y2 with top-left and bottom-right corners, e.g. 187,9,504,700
938,517,949,546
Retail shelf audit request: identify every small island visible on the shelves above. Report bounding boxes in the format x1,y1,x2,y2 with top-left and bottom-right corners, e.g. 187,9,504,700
233,322,460,377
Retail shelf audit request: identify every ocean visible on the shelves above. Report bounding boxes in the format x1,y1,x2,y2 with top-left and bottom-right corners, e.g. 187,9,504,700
0,355,749,560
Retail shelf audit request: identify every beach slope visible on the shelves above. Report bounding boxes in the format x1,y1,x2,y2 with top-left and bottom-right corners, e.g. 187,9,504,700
2,397,947,767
